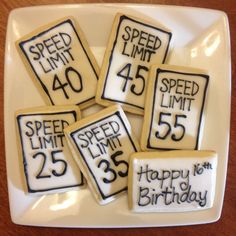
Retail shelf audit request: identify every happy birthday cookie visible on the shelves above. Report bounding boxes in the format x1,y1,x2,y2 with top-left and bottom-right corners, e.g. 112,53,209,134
16,105,84,195
16,17,99,109
128,151,217,212
141,64,209,150
64,105,140,205
96,13,172,115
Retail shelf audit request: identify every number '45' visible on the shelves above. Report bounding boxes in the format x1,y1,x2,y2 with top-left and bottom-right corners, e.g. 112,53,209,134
117,63,148,96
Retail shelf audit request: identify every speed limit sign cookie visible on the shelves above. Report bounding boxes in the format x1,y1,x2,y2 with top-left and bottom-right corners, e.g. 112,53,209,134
96,13,172,115
16,105,84,195
16,17,99,109
141,64,209,150
64,105,140,205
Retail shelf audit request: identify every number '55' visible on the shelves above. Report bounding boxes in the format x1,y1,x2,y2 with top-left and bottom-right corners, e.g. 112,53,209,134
155,112,187,141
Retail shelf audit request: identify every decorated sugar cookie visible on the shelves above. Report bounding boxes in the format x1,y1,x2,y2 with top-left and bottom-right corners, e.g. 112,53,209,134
64,105,140,205
16,17,99,109
16,106,84,195
96,13,172,115
128,151,217,212
141,64,209,150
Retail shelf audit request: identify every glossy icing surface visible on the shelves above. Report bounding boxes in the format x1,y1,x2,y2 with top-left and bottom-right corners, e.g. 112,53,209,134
65,105,140,204
129,151,217,212
96,14,172,114
17,18,99,108
16,106,84,195
141,64,209,150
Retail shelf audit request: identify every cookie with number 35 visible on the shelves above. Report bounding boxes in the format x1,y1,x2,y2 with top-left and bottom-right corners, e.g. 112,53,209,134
96,13,172,115
64,105,140,205
16,17,99,109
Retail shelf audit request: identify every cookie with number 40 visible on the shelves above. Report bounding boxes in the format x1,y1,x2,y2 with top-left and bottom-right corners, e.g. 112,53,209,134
16,17,99,109
141,64,209,150
64,105,140,205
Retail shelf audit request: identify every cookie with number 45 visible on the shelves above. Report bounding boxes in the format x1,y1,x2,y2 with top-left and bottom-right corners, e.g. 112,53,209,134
141,64,209,150
16,17,99,109
64,105,140,205
96,13,172,115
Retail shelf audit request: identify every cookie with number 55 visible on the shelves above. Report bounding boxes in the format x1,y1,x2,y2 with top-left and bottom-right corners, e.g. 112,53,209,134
96,13,172,115
64,105,140,205
16,17,99,109
16,106,84,195
141,64,209,150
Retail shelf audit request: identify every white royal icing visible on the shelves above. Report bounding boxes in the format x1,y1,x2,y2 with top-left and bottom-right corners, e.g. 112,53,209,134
20,19,98,107
17,110,83,194
146,67,208,150
66,106,139,204
102,15,171,111
130,151,217,212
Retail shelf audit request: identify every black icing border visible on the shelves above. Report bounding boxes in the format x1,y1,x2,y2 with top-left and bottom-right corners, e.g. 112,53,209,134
147,68,209,150
101,15,172,110
19,19,98,106
17,110,84,193
70,111,138,200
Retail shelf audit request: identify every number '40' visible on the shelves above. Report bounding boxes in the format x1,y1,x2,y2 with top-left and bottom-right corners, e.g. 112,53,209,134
52,66,83,99
117,63,148,96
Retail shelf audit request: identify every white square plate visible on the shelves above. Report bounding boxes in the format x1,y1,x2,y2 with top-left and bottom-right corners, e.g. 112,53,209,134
4,4,231,227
